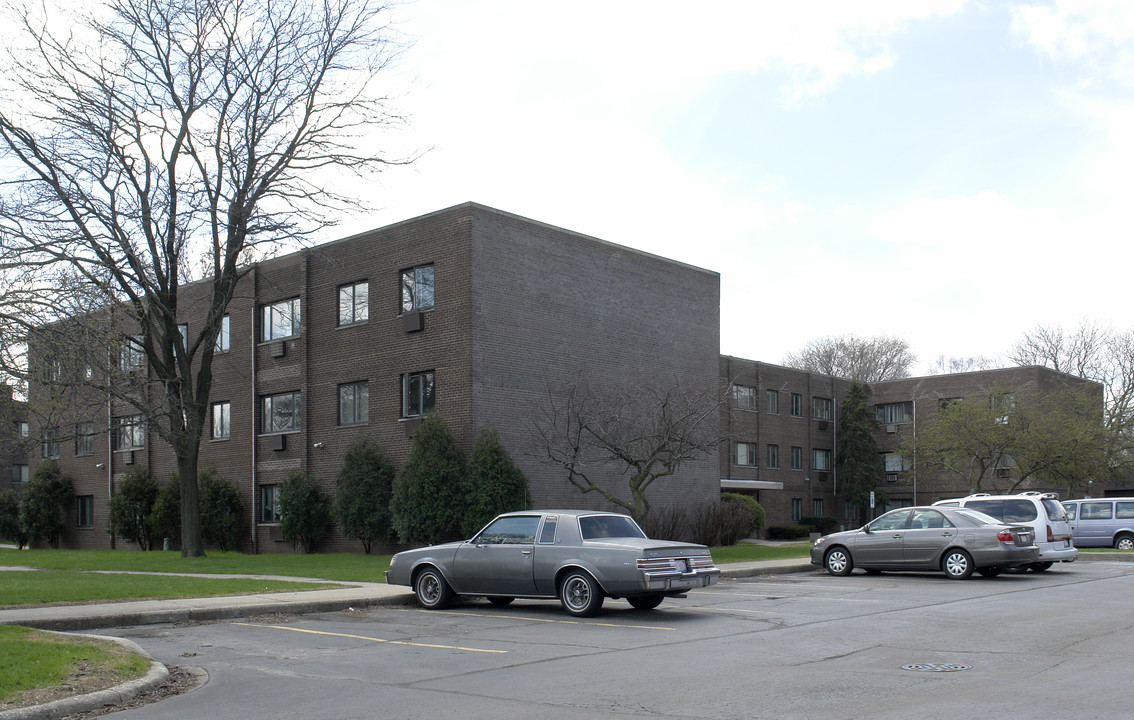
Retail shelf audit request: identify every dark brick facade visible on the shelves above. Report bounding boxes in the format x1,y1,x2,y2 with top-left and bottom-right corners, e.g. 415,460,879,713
28,203,721,552
1,385,29,501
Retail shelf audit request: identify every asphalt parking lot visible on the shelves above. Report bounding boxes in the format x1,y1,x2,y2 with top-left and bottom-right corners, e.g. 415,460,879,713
104,561,1134,720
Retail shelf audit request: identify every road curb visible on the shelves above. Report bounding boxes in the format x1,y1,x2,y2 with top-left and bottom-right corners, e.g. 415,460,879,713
0,634,168,720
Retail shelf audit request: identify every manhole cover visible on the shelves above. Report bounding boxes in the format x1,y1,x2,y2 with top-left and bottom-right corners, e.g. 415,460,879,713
901,663,972,673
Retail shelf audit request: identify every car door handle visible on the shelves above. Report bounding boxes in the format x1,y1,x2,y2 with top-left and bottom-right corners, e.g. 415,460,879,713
892,534,902,539
941,532,954,537
521,549,532,556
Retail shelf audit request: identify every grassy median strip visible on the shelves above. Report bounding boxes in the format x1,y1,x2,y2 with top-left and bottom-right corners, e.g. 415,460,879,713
0,570,343,608
0,625,151,709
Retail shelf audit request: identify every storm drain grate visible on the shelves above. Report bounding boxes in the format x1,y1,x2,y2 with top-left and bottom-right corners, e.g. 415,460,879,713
901,663,972,673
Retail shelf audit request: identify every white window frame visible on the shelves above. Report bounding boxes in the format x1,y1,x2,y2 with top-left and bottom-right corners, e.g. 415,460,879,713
111,415,145,451
261,298,301,341
339,381,369,425
400,264,435,313
215,315,231,353
338,281,369,326
212,401,231,441
261,392,301,434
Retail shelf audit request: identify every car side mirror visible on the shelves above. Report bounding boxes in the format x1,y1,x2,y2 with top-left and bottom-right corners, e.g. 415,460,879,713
862,525,872,534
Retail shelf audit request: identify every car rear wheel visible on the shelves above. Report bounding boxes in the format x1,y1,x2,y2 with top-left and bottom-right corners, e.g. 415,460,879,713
559,570,604,617
942,549,974,580
627,594,664,610
487,596,514,606
977,567,1003,577
824,547,853,576
1029,561,1054,572
1115,534,1134,550
414,567,453,609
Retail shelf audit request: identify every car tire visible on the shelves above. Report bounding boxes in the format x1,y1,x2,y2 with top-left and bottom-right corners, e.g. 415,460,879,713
942,549,974,580
627,594,664,610
559,570,604,617
1114,534,1134,550
414,567,453,610
977,567,1003,578
1029,562,1054,572
824,547,853,576
487,596,514,606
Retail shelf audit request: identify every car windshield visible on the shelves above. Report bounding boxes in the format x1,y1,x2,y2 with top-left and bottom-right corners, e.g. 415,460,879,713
579,515,646,539
952,508,1003,526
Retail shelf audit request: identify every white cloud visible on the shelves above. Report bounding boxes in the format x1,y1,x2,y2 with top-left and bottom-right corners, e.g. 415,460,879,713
1011,0,1134,87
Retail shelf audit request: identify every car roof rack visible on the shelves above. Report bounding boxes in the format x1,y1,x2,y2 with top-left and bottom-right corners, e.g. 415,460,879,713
965,493,991,497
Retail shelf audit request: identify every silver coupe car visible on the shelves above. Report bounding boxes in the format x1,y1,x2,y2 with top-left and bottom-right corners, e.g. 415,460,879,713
810,506,1039,579
385,510,720,616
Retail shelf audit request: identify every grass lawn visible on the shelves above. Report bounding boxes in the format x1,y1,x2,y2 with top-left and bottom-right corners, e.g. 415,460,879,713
709,542,811,563
0,570,343,608
0,625,151,709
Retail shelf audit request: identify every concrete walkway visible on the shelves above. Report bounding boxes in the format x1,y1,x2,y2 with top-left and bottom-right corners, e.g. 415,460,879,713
0,558,815,632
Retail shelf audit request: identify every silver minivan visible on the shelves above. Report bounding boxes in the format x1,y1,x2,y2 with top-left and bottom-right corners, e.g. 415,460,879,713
933,492,1077,570
1062,498,1134,549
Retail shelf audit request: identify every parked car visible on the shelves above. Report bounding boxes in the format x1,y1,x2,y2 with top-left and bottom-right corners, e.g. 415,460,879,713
810,506,1038,580
1062,498,1134,549
385,510,721,617
932,492,1077,571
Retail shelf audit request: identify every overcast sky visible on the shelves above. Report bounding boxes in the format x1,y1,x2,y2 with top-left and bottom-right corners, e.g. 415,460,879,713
334,0,1134,374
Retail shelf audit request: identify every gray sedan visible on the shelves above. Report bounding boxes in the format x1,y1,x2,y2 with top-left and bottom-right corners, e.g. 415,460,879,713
810,506,1039,579
385,510,720,616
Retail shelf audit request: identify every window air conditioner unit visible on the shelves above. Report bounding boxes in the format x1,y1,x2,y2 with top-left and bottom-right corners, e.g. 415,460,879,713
402,311,424,333
123,450,135,465
817,421,829,431
267,434,286,452
887,473,898,483
271,341,286,358
886,424,897,434
816,471,829,482
995,468,1011,478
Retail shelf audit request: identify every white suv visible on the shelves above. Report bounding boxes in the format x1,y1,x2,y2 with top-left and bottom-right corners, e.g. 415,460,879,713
932,492,1077,571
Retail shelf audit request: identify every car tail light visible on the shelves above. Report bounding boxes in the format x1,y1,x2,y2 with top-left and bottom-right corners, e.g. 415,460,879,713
1047,525,1054,542
997,531,1013,543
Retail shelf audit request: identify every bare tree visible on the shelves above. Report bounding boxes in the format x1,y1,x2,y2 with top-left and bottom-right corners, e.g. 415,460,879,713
531,382,723,522
1009,321,1134,483
927,355,998,375
0,0,408,556
783,335,915,382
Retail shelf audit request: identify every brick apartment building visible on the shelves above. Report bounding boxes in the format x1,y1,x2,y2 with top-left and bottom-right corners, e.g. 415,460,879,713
25,203,722,551
2,384,29,492
17,204,1106,550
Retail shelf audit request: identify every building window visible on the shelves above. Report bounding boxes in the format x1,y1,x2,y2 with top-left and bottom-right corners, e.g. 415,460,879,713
402,371,435,418
11,464,29,484
883,452,909,472
813,448,832,471
76,496,94,529
400,264,435,313
731,385,757,411
938,396,961,411
111,415,145,451
74,422,95,456
766,390,779,414
42,428,60,459
812,397,832,421
767,444,779,469
813,499,824,517
43,357,61,383
212,402,231,441
875,401,913,424
177,323,189,351
734,441,757,467
261,392,301,433
339,381,369,426
791,446,803,470
16,421,29,438
338,281,369,326
119,335,145,372
261,298,300,341
991,393,1016,424
791,393,803,417
260,485,281,523
215,315,231,353
791,498,803,522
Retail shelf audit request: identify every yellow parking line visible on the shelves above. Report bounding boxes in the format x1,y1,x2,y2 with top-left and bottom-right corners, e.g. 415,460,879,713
399,607,674,631
233,622,508,654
